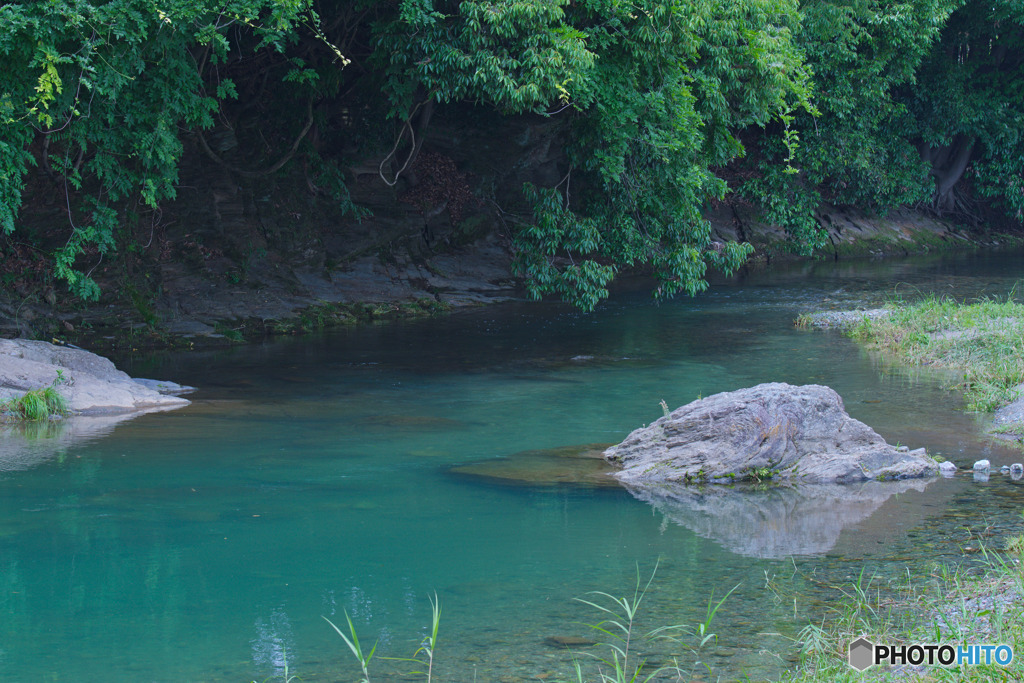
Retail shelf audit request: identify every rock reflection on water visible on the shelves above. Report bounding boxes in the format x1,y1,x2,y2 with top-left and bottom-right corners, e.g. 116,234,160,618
625,478,934,558
0,407,178,472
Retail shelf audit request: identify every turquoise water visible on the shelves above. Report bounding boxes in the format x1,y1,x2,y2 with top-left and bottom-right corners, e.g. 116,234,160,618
3,251,1024,682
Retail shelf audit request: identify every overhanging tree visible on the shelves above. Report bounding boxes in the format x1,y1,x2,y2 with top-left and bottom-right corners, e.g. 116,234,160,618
375,0,812,307
1,0,813,309
0,0,318,298
3,0,1020,313
909,0,1024,218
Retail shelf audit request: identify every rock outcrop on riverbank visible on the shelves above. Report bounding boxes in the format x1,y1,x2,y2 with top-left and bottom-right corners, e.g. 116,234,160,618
991,383,1024,439
604,383,938,484
0,338,192,414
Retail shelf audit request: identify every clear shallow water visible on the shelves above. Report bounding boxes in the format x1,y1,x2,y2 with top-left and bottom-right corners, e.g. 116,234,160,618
2,251,1024,682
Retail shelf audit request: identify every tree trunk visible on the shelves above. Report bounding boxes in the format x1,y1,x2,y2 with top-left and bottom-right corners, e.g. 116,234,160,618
925,135,975,212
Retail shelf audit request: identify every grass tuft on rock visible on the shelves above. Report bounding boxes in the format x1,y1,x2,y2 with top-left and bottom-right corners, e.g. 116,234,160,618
1,385,70,422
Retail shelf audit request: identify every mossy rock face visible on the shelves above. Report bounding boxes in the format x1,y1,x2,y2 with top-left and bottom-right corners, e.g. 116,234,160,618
449,443,618,488
711,202,1018,263
451,215,494,247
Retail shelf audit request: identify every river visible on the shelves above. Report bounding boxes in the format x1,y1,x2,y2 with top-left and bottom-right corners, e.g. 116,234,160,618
2,250,1024,682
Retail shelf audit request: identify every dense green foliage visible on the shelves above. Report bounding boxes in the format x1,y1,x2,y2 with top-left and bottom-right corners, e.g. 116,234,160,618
515,1,811,305
0,0,314,298
750,0,1024,250
790,0,953,210
1,0,1022,310
913,1,1024,219
371,0,812,306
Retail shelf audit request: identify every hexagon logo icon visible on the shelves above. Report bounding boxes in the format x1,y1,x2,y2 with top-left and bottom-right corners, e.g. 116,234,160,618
849,637,875,671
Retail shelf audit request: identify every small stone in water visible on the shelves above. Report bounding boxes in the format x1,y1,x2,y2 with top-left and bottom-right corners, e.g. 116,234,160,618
1001,465,1011,474
973,459,991,471
939,461,957,476
1011,464,1024,480
544,635,596,648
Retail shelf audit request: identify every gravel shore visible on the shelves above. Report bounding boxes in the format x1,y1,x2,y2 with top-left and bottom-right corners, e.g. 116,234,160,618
798,308,891,330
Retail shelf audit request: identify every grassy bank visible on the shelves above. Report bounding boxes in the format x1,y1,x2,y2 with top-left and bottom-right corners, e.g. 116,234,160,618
801,297,1024,413
789,296,1024,680
779,529,1024,682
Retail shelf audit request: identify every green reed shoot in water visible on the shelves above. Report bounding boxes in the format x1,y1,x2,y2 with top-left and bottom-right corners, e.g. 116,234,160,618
322,573,736,683
574,561,738,683
323,612,377,683
384,592,441,683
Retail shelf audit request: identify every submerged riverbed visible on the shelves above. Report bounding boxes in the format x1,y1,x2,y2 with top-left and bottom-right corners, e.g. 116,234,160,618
2,251,1024,682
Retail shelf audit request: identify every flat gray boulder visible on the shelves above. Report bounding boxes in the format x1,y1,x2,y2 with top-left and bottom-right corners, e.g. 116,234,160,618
604,383,937,484
0,338,193,415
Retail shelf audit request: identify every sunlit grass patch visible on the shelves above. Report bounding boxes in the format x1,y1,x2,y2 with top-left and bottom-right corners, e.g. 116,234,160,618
845,296,1024,412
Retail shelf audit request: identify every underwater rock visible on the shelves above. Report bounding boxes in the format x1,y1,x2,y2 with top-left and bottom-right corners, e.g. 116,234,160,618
544,636,596,648
0,338,192,414
359,414,467,431
605,383,937,484
449,444,617,488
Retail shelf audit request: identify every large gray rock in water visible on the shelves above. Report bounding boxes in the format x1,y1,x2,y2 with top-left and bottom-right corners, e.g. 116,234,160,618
0,338,192,414
604,383,937,484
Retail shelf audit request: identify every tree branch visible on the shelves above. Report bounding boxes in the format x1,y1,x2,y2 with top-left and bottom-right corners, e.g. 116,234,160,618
197,100,315,178
378,95,434,187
